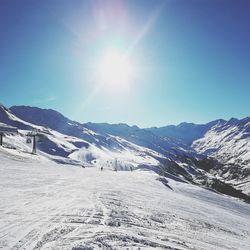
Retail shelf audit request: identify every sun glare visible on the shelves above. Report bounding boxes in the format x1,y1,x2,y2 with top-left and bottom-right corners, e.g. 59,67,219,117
97,49,133,87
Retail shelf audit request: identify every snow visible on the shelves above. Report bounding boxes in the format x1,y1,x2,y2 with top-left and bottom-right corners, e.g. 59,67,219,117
1,152,250,250
1,104,250,249
192,119,250,194
193,122,250,166
69,142,161,171
1,105,170,168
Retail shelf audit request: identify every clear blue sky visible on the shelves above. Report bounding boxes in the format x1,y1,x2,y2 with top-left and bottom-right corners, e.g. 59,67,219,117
0,0,249,127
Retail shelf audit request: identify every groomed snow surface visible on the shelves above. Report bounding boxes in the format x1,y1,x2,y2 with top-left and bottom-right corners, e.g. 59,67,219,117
0,151,250,250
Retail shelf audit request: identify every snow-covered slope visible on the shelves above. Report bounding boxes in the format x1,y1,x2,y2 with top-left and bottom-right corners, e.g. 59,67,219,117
1,104,249,249
0,104,92,161
3,104,250,199
192,118,249,165
11,106,198,160
1,153,250,250
1,105,165,169
10,105,108,147
193,117,250,193
84,122,192,157
9,106,218,187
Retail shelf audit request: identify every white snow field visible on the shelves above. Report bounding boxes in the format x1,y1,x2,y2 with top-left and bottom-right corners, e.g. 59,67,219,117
0,151,250,250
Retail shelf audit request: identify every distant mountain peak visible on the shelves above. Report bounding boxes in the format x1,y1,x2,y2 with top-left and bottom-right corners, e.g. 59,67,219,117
1,103,249,196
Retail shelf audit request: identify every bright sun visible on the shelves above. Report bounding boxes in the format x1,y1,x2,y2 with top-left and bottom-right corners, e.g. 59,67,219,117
97,49,133,87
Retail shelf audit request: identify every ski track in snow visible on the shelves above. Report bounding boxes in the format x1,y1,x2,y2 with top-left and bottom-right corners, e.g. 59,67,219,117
0,154,250,250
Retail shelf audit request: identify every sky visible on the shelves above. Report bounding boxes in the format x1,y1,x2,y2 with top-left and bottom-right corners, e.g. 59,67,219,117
0,0,249,127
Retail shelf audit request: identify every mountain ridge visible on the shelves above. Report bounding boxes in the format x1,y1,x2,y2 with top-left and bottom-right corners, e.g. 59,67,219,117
1,104,249,198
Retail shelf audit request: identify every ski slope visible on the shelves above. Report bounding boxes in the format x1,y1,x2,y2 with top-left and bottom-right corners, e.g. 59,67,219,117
0,151,250,250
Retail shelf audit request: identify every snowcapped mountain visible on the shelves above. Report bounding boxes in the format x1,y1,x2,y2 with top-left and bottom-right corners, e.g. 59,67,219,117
84,122,197,158
192,117,250,194
1,104,249,200
192,117,249,165
10,105,103,145
1,104,249,249
10,106,199,161
85,120,250,194
0,104,33,130
1,105,164,169
147,119,226,145
0,104,92,160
